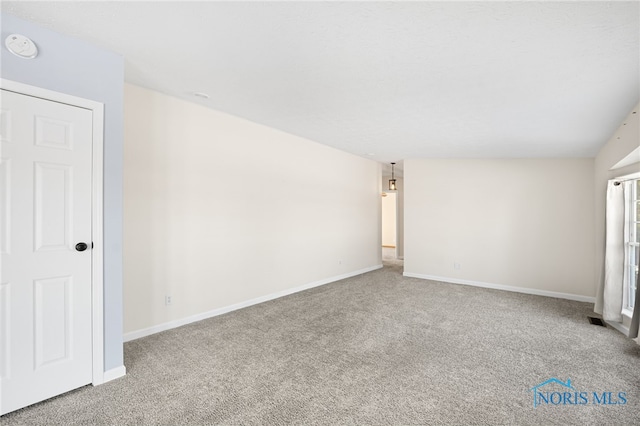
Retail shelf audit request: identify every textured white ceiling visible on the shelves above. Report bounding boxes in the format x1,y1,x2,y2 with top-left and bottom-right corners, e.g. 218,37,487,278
3,1,638,165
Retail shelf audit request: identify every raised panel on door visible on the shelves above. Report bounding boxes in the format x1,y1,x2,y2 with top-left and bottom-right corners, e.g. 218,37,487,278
0,89,94,415
35,115,73,151
33,276,72,369
34,163,72,252
0,109,11,142
0,158,10,255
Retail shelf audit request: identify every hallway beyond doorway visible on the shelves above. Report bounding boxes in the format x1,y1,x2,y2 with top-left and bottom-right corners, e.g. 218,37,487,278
382,246,403,267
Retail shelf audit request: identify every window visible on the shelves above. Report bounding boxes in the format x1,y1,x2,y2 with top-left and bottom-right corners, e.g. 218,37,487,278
623,179,639,316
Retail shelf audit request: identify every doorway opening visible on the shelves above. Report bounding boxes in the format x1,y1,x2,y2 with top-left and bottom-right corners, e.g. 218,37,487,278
381,191,398,263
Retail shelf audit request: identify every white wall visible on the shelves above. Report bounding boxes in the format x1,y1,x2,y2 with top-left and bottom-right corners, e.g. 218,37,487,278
594,103,639,316
123,84,381,335
404,158,595,298
381,192,396,247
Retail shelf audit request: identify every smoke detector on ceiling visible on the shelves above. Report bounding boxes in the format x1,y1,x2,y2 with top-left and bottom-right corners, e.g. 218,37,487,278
5,34,38,59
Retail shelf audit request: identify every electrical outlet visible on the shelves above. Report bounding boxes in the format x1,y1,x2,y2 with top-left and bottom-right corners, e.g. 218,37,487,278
165,295,172,306
454,262,461,270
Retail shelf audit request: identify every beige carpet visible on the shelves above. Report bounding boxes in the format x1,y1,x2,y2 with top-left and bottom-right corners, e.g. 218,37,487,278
2,262,639,425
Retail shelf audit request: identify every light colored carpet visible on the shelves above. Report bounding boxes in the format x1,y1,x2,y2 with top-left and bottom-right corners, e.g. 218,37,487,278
2,262,639,425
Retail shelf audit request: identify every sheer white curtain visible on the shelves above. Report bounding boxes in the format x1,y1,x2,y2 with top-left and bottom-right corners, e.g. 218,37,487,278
602,181,625,322
596,178,640,341
630,246,640,339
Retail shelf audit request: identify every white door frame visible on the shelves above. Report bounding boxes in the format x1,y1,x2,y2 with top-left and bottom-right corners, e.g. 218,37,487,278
0,78,106,385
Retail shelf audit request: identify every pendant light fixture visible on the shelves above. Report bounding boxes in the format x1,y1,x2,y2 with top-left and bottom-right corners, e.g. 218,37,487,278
389,162,397,191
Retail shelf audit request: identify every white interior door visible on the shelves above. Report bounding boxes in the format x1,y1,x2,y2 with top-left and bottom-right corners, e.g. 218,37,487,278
0,89,94,415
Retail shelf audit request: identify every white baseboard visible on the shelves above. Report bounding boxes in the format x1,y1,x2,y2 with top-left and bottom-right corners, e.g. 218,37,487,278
403,272,595,303
606,320,629,336
124,264,383,342
101,365,126,384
